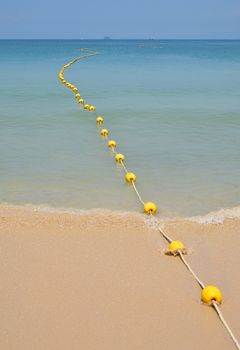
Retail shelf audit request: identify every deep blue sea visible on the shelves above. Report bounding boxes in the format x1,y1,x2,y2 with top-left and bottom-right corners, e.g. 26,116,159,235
0,40,240,216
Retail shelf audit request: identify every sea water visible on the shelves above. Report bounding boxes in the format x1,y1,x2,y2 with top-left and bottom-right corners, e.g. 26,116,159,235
0,39,240,216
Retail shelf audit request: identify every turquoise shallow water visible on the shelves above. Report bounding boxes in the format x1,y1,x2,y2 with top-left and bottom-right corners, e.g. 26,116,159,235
0,40,240,216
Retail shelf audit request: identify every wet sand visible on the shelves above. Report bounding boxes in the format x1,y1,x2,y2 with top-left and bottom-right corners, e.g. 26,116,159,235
0,205,239,349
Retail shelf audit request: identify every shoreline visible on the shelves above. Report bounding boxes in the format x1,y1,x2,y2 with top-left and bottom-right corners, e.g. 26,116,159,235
1,202,240,224
1,204,240,349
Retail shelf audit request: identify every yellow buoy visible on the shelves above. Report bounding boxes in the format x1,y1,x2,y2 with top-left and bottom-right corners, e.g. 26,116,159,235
75,93,81,99
108,140,116,148
101,129,109,137
144,202,157,215
125,172,136,183
115,153,125,163
89,106,96,112
72,87,78,92
96,116,104,125
84,104,90,110
168,240,185,253
79,98,84,104
201,286,222,305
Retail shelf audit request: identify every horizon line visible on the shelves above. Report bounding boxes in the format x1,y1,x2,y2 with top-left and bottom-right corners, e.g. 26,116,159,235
0,38,239,41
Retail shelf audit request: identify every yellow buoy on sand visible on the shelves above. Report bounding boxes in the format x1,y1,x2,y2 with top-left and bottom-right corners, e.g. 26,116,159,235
169,240,185,252
201,286,222,305
165,240,186,256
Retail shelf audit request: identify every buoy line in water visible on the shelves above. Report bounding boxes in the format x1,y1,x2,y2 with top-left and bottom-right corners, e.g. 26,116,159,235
58,49,240,350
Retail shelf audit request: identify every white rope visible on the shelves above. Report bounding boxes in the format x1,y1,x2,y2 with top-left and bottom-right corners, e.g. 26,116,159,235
131,181,145,206
104,135,146,205
60,52,240,350
156,225,173,244
120,160,128,174
178,250,240,349
212,301,240,350
178,250,205,289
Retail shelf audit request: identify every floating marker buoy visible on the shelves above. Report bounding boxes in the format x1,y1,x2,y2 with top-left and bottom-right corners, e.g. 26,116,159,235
79,98,84,104
75,93,81,99
125,172,136,183
108,140,116,148
144,202,157,215
96,116,104,125
89,106,96,112
72,87,78,92
115,153,125,163
101,129,109,137
201,286,222,305
84,104,90,110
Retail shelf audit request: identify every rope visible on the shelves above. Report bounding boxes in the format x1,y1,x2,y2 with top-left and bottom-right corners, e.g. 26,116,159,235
104,134,145,204
59,50,240,350
156,224,173,244
212,301,240,350
131,181,145,206
120,160,129,174
69,49,99,65
178,250,205,289
178,249,240,349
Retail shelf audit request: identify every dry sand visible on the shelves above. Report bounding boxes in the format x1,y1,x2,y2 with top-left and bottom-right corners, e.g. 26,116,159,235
0,204,239,350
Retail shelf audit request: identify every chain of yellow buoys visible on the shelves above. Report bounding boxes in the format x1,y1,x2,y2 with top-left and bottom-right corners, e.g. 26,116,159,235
58,50,240,350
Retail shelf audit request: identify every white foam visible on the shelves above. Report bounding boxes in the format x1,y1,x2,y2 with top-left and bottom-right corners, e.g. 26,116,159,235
0,202,144,219
1,202,240,225
188,206,240,224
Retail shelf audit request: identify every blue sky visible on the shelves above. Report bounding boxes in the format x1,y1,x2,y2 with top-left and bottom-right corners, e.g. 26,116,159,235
0,0,239,39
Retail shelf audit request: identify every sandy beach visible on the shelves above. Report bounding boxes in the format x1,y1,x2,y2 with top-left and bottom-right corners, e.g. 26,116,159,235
0,204,239,349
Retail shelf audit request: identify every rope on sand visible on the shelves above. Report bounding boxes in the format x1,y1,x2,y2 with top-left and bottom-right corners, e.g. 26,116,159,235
212,301,240,350
58,49,240,350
